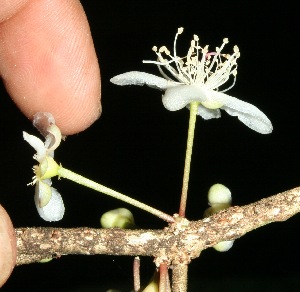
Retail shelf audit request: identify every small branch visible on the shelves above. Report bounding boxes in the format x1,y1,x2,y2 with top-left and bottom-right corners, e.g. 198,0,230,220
133,257,141,292
159,262,168,292
172,264,188,292
16,187,300,266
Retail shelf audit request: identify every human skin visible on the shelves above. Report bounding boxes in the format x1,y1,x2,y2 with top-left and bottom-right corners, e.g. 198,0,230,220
0,0,101,287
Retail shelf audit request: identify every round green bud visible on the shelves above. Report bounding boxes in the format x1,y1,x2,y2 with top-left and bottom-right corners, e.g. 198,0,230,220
208,183,231,206
100,208,135,229
39,258,53,263
213,240,234,252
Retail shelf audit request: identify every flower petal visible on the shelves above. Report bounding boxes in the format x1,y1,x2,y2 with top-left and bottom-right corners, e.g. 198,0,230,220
44,124,62,155
23,131,46,162
35,180,52,208
110,71,178,90
193,104,221,120
208,90,273,134
33,112,56,138
35,187,65,222
162,84,208,111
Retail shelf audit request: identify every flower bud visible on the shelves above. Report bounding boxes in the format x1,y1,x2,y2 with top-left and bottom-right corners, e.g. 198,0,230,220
39,258,52,263
204,183,234,252
208,183,231,206
213,240,234,252
100,208,135,229
142,270,159,292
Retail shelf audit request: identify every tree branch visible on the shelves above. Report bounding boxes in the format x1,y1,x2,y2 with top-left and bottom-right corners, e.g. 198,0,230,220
16,186,300,267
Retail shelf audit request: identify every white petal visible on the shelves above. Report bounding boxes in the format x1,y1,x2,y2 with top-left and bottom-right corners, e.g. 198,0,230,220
35,180,52,208
189,104,221,120
205,90,273,134
23,131,47,162
162,84,208,111
35,187,65,222
110,71,178,90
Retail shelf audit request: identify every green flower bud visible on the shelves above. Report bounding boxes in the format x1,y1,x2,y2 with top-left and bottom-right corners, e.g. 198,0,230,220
100,208,135,229
213,240,234,252
39,258,53,263
208,183,231,206
204,183,235,252
142,271,159,292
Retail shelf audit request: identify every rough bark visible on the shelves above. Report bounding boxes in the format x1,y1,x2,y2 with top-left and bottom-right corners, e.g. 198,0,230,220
16,186,300,266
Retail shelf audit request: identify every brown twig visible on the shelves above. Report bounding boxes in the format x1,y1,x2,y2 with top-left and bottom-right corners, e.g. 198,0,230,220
172,264,188,292
133,256,141,292
159,262,168,292
15,187,300,291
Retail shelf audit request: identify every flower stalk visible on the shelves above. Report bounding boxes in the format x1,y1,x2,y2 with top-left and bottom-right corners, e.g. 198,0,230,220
58,167,175,223
179,102,198,217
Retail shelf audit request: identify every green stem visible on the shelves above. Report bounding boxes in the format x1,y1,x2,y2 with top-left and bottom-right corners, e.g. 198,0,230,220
58,167,175,223
178,102,198,217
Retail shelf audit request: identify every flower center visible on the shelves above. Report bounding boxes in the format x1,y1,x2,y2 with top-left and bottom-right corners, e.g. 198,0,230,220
143,28,240,92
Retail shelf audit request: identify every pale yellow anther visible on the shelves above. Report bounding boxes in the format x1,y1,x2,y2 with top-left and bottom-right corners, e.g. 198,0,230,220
233,45,239,53
159,46,170,54
178,27,184,34
223,38,229,44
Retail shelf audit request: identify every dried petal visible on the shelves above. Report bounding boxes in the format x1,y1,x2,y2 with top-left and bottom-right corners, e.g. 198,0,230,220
44,124,62,154
33,112,55,137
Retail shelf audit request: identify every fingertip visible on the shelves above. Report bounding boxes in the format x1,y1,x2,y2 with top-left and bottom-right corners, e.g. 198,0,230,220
0,205,16,288
0,0,101,135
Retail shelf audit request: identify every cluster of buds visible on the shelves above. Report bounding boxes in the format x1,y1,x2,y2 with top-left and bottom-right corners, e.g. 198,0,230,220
204,183,234,252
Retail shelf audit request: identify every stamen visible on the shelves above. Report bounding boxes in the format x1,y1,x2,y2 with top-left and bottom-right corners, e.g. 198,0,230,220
143,28,239,89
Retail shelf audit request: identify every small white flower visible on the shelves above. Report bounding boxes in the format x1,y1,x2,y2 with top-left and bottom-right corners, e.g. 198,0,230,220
23,112,65,222
110,28,272,134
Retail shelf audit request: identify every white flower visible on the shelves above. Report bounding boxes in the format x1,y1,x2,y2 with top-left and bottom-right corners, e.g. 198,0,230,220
23,112,65,222
110,28,272,134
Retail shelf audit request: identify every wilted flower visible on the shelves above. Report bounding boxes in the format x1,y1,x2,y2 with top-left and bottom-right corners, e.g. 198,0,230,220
23,112,64,221
111,28,272,134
